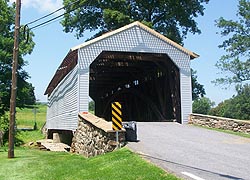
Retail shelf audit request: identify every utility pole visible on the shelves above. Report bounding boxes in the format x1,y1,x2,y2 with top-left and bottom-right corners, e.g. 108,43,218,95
8,0,21,158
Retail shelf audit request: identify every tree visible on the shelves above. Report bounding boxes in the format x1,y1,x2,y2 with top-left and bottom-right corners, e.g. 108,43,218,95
89,101,95,113
191,69,206,100
192,97,214,115
209,84,250,120
214,0,250,86
0,1,35,123
62,0,209,44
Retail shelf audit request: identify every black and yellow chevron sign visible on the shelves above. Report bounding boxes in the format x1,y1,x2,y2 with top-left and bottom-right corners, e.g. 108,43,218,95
112,102,122,131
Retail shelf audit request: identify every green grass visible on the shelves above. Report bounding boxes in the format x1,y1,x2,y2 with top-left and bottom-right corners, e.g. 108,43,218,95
0,147,179,180
15,130,45,145
1,104,46,146
193,125,250,138
0,103,180,180
16,104,47,129
13,104,46,146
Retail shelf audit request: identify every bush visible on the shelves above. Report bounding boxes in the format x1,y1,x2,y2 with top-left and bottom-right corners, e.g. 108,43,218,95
209,84,250,120
192,97,215,115
0,114,9,146
209,101,227,117
89,101,95,113
0,114,8,132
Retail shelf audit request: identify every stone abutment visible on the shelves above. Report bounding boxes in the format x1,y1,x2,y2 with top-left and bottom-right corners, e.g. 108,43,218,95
189,113,250,134
70,113,125,157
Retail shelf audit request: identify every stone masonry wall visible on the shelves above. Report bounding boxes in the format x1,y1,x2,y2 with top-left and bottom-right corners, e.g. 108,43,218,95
189,113,250,134
71,113,125,157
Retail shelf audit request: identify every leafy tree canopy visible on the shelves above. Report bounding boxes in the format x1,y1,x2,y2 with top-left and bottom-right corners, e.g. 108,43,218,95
192,97,214,115
214,0,250,86
209,84,250,120
62,0,209,44
191,69,206,100
0,0,36,118
89,101,95,113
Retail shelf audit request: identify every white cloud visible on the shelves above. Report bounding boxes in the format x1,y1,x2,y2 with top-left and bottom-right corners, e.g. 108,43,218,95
10,0,63,14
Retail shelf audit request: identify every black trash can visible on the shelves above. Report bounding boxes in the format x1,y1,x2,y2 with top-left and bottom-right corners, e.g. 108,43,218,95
123,121,137,142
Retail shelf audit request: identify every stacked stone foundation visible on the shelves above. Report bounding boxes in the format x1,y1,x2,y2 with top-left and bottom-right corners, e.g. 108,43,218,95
71,113,125,157
189,113,250,134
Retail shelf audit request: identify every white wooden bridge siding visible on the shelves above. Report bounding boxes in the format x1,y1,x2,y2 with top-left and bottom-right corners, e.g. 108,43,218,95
77,26,192,124
46,66,78,130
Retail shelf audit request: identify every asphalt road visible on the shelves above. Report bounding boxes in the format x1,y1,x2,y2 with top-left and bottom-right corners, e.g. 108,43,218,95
127,122,250,180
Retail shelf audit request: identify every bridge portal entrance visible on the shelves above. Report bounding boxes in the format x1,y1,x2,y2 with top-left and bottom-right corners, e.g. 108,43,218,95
89,51,181,123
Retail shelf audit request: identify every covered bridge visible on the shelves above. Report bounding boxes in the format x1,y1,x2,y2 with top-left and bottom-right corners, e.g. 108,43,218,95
44,21,198,133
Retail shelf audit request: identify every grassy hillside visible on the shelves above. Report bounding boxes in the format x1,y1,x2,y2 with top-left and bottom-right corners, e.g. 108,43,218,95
0,147,179,180
16,104,47,129
0,104,180,180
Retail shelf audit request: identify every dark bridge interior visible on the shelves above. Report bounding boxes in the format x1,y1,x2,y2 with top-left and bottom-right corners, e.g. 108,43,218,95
89,51,181,123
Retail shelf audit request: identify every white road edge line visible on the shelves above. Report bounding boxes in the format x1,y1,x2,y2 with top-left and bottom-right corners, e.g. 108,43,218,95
181,172,205,180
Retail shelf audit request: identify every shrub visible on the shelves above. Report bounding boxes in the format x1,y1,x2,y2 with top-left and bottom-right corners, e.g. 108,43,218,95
209,84,250,120
0,114,9,146
192,97,215,115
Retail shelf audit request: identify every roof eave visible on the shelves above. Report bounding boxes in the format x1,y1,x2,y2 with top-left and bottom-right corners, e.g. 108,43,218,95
190,52,199,60
71,21,199,60
44,49,78,96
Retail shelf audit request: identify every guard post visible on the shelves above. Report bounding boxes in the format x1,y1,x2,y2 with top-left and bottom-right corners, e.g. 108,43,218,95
111,102,122,148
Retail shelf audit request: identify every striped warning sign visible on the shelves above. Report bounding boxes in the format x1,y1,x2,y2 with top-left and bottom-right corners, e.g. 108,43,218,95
112,102,122,131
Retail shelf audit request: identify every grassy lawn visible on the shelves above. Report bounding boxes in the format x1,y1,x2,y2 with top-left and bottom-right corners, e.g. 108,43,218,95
0,147,179,180
0,104,180,180
16,104,47,129
15,130,45,146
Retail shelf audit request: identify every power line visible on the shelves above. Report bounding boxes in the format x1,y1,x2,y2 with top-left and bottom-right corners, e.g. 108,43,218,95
25,0,82,30
29,17,64,31
30,13,65,30
26,6,65,26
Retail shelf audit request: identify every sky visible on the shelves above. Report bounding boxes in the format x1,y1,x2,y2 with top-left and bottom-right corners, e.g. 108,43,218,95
12,0,239,104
